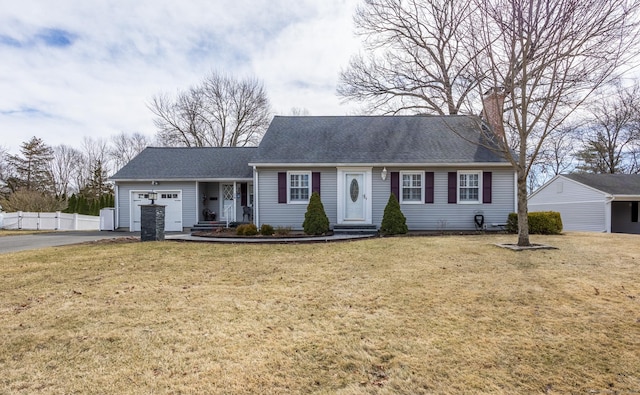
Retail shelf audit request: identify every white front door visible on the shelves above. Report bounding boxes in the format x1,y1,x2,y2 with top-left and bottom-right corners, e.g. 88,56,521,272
344,172,366,220
337,168,372,224
221,183,235,221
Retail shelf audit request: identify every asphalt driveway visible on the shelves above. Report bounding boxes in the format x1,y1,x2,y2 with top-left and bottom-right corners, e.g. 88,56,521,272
0,231,137,254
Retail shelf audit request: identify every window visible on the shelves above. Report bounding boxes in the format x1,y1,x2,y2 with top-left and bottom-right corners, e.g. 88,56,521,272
401,172,423,203
458,171,481,203
288,172,310,203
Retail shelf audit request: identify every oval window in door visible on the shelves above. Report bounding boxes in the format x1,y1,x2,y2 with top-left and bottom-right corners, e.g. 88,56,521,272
350,178,359,202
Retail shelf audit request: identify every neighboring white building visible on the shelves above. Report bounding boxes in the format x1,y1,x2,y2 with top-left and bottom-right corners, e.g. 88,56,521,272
528,174,640,234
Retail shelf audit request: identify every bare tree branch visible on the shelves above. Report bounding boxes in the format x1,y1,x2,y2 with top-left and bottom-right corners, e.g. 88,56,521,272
150,71,271,147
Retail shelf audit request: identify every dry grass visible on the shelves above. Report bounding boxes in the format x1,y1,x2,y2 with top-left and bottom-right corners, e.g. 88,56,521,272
0,230,50,237
1,233,639,394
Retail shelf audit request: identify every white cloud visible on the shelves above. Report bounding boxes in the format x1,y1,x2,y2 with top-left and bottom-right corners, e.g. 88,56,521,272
0,0,362,154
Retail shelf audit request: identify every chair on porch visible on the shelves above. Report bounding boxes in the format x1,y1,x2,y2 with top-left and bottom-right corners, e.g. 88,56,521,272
202,208,216,221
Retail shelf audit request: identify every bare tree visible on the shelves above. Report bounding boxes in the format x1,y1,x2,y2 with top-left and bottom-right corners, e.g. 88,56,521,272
110,132,151,172
0,189,66,212
49,145,83,198
0,145,11,194
528,126,579,191
477,0,639,245
575,82,640,174
76,137,112,197
150,71,271,147
290,107,311,116
338,0,483,115
341,0,639,246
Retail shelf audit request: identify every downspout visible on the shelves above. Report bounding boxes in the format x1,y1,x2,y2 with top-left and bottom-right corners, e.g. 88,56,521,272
114,184,119,229
253,166,259,227
605,195,613,233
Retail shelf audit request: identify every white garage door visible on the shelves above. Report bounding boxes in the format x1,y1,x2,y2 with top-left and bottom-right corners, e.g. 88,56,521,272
131,191,183,232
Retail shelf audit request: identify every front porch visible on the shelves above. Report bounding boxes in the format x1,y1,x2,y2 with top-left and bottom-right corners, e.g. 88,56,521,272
198,180,254,226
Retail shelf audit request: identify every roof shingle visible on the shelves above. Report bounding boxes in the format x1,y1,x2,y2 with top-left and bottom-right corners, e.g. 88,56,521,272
564,173,640,195
110,147,256,180
252,115,508,164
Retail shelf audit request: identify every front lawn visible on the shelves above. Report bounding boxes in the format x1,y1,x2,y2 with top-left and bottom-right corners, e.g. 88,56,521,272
1,233,638,394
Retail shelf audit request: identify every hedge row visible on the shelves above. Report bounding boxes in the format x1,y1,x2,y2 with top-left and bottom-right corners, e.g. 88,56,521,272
506,211,563,235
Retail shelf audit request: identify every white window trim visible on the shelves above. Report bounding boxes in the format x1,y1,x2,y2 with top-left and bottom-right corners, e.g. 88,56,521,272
458,170,482,204
400,171,424,204
287,171,311,204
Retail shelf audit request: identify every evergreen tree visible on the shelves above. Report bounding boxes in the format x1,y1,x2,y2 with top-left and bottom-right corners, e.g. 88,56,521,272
64,194,78,213
380,194,408,235
80,159,113,200
302,192,330,235
8,137,53,193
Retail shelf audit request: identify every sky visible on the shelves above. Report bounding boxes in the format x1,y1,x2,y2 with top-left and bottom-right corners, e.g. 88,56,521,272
0,0,362,154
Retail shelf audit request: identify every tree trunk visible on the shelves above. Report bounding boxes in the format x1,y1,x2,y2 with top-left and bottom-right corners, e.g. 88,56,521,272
517,169,530,246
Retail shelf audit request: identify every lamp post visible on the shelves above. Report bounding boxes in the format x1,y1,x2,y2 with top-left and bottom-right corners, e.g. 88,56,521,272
148,191,158,205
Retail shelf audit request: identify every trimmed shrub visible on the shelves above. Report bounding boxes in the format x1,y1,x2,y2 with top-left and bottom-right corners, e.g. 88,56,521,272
260,224,274,236
236,223,258,236
506,211,563,235
303,192,330,235
274,226,291,236
506,213,519,233
380,194,408,235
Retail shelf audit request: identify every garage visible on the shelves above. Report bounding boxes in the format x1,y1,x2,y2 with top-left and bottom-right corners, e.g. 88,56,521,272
529,174,640,234
131,191,183,232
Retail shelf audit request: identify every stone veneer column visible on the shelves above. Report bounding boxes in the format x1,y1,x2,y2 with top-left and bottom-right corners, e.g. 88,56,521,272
141,204,165,241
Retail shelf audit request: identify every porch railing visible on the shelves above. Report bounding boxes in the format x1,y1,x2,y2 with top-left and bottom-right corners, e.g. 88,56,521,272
224,205,233,228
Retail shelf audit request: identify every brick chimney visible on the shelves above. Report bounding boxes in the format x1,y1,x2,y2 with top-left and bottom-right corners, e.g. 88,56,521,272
482,87,506,140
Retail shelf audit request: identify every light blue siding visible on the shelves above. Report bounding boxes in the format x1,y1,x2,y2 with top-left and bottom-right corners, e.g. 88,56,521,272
258,167,515,231
116,181,197,231
529,176,608,232
257,168,337,230
373,167,515,231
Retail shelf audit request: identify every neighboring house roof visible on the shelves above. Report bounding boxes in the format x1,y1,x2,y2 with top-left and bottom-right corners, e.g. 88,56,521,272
251,115,509,165
110,147,256,180
563,173,640,196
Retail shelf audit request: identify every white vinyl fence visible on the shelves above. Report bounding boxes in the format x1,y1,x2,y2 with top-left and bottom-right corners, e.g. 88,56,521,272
0,211,100,231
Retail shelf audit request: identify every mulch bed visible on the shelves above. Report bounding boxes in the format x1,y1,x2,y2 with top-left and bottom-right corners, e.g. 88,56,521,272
191,230,333,239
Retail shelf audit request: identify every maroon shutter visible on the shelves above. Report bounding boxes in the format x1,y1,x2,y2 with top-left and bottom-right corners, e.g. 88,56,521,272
240,183,247,206
391,172,400,200
425,172,434,204
278,172,287,203
448,172,457,204
312,172,321,196
483,172,492,204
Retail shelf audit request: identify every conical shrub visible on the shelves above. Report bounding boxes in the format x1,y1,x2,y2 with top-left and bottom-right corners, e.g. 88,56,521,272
303,192,330,235
380,194,408,235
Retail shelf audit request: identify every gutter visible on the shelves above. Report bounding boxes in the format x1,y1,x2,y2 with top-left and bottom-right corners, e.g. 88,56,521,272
248,162,514,168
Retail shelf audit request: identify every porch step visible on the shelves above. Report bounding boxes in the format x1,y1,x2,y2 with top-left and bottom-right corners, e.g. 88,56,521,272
191,221,227,232
332,224,378,235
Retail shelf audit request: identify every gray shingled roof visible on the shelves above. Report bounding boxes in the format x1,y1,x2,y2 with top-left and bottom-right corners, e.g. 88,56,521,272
110,147,256,180
252,115,508,164
564,173,640,195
